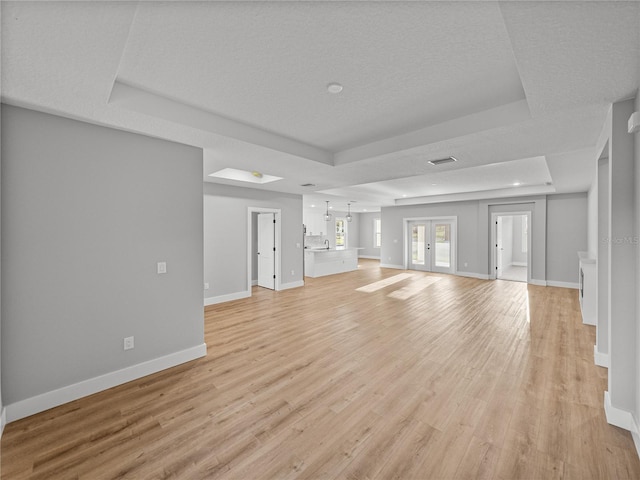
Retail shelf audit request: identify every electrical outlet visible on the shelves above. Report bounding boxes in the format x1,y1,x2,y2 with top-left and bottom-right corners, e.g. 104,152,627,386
204,282,210,290
291,270,295,276
464,262,468,267
157,262,167,274
124,336,134,351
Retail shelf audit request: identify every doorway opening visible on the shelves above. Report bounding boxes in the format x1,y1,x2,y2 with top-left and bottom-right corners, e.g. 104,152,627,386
405,218,456,274
248,207,281,294
491,212,530,283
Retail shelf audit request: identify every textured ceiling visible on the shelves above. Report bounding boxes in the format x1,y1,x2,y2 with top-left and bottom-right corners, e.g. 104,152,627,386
2,1,639,210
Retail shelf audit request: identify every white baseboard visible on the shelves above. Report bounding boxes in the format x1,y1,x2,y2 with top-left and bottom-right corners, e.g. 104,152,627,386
604,391,638,433
512,261,528,267
280,280,304,290
594,345,610,368
547,280,579,289
251,279,258,286
530,279,547,286
456,271,490,280
632,430,640,461
204,290,250,306
379,263,405,270
358,255,380,260
5,343,207,423
1,406,6,437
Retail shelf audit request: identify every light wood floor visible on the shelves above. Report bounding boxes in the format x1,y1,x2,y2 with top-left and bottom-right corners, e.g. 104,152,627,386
3,259,640,479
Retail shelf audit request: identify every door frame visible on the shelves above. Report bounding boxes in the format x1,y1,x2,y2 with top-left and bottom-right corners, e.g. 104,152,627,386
248,207,281,294
402,216,457,273
490,211,531,283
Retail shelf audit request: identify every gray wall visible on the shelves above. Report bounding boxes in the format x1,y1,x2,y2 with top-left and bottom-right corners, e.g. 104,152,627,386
380,194,583,284
635,88,640,422
380,200,481,272
358,212,381,258
203,183,303,299
1,105,204,405
546,193,588,283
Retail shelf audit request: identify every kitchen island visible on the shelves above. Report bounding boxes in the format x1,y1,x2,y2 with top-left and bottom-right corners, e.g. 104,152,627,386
304,247,361,278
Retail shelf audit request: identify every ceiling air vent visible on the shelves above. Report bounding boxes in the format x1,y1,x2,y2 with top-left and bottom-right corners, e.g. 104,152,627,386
300,183,316,187
428,156,458,166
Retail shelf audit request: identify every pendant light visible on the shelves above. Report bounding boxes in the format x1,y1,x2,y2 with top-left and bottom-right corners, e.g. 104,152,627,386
346,203,352,222
324,200,332,222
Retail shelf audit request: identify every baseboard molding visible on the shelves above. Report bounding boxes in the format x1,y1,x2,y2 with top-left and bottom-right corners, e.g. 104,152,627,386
379,263,405,270
5,343,207,423
546,280,579,289
594,345,610,368
632,430,640,461
251,279,258,286
280,280,304,290
511,261,528,267
604,391,638,433
456,271,490,280
1,406,6,437
204,290,250,306
358,255,380,260
530,279,547,286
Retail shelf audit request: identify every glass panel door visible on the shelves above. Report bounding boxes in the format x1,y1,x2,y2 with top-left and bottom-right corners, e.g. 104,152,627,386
409,223,428,271
408,220,454,274
433,223,451,271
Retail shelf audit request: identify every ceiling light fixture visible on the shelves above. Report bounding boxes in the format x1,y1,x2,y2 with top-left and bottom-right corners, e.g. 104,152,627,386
327,83,343,94
513,182,522,186
324,201,332,222
346,203,352,222
251,171,263,179
428,156,457,166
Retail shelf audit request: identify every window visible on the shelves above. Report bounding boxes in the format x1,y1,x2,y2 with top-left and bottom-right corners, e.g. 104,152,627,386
374,218,381,247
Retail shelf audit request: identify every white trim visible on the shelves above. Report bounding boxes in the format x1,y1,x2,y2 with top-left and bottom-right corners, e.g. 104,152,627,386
280,280,304,290
604,391,638,433
512,261,528,267
358,255,381,260
380,263,405,270
1,407,6,437
204,290,250,306
251,279,258,286
632,431,640,461
546,280,579,289
5,344,207,423
594,345,610,368
530,279,547,286
456,271,490,280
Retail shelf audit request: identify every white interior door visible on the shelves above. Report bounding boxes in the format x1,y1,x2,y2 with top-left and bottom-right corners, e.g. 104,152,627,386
496,217,504,278
408,220,454,274
257,213,275,289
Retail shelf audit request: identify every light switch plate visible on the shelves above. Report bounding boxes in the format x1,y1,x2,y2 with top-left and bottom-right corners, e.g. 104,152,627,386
157,262,167,274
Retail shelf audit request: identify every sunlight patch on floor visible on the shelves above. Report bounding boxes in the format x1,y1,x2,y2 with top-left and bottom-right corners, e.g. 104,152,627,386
355,273,416,293
387,276,442,300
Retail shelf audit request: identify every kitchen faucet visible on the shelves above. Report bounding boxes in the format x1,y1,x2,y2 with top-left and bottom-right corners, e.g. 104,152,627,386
324,239,330,249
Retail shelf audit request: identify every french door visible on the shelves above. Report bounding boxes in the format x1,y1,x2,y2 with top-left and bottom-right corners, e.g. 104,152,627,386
407,220,455,274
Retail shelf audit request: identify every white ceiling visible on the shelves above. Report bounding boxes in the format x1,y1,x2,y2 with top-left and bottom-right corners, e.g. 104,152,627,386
2,1,639,213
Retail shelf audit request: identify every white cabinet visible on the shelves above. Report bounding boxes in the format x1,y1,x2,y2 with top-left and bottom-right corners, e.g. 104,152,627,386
578,252,596,326
304,211,327,236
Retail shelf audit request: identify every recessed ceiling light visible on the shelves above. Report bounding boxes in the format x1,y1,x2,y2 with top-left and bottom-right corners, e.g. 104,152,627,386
402,194,407,197
363,209,368,212
327,83,343,94
311,204,316,208
208,168,282,184
513,182,522,186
